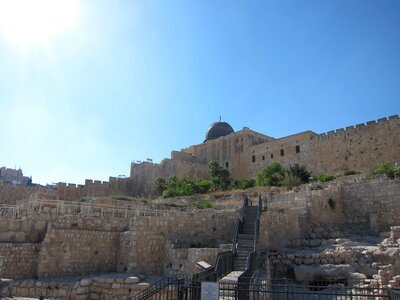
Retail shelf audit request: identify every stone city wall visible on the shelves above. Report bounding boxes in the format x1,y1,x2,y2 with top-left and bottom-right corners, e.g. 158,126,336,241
130,158,209,196
0,243,40,279
259,176,400,250
38,228,121,278
250,115,400,176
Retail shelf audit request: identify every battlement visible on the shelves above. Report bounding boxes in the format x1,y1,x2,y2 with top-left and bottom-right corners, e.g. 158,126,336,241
315,115,399,141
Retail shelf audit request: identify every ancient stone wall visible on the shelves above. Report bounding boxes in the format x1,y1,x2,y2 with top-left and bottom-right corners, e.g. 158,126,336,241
0,243,40,279
9,274,150,300
250,115,400,176
124,210,236,275
259,176,400,250
38,228,120,278
130,158,209,196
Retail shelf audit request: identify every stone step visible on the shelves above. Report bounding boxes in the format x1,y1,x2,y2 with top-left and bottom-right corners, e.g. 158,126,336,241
238,233,254,240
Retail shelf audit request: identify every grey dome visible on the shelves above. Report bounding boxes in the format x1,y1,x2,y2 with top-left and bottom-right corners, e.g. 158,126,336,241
204,121,234,142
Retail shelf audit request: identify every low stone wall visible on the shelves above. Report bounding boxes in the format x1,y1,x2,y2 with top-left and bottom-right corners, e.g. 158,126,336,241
38,229,120,278
0,243,40,279
9,274,150,300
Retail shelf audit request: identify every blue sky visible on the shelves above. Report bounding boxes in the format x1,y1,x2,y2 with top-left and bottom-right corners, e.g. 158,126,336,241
0,0,399,185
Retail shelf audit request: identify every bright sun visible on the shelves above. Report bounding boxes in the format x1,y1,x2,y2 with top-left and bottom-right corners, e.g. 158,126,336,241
0,0,79,47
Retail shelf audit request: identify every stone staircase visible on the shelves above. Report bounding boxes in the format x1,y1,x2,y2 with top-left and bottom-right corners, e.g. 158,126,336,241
233,206,258,271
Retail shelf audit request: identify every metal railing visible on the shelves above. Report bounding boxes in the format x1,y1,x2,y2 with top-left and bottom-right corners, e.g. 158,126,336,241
193,251,234,282
130,276,183,300
233,195,251,256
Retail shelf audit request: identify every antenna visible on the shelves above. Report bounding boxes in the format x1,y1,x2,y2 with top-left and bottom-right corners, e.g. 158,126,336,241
219,116,221,121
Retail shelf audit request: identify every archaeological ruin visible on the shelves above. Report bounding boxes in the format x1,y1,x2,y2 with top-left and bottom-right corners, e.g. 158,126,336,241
0,115,399,299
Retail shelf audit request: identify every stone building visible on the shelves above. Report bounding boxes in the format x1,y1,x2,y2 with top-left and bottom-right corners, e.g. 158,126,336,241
0,167,29,185
130,115,400,195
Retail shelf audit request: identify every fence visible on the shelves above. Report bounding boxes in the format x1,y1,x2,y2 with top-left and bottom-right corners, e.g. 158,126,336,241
130,277,399,300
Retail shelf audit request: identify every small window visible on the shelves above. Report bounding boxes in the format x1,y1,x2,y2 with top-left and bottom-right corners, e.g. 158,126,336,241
252,155,256,163
262,156,265,161
280,149,284,156
271,154,273,159
295,145,300,153
225,162,229,168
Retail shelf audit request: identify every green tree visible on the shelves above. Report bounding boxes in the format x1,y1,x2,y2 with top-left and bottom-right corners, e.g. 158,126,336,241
208,160,231,191
256,162,286,186
155,177,166,195
287,164,311,183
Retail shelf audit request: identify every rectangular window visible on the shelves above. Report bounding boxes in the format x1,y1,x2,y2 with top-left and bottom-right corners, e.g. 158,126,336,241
262,155,265,161
296,145,300,153
271,154,273,159
280,149,284,156
225,162,229,168
252,155,256,163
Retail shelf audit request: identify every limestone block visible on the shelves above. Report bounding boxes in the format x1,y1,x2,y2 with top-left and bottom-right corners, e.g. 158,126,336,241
80,279,92,287
124,276,139,284
76,286,89,295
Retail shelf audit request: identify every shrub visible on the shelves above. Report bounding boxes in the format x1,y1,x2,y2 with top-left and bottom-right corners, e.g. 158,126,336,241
256,162,286,186
369,162,398,179
195,179,213,194
162,176,196,198
315,173,336,183
344,170,361,176
287,164,311,183
234,179,256,190
282,174,303,189
192,198,214,209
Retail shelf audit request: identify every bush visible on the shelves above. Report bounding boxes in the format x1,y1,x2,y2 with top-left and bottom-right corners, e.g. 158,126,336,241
162,176,196,198
195,179,213,194
256,162,286,186
344,170,361,176
314,173,336,183
192,198,214,209
282,175,303,189
287,164,311,183
369,162,398,179
234,179,256,190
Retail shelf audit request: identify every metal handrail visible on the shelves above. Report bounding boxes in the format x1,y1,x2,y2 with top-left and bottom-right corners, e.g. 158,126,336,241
233,195,250,256
193,251,234,282
130,276,183,300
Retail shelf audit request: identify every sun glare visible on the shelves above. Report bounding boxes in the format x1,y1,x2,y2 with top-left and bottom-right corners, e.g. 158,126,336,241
0,0,79,47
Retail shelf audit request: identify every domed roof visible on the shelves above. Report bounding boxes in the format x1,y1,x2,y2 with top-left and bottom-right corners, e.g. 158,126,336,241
204,121,234,142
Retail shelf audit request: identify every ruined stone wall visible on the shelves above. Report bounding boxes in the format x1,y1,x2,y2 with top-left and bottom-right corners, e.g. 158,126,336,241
250,115,400,176
125,210,236,275
0,243,40,279
164,246,220,276
341,176,400,233
0,218,47,243
259,176,400,250
38,228,120,278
